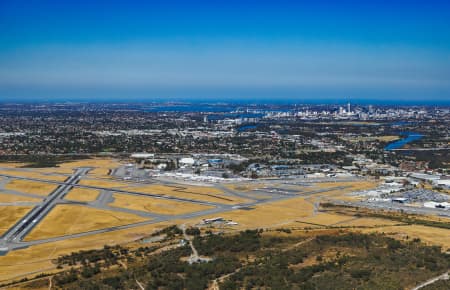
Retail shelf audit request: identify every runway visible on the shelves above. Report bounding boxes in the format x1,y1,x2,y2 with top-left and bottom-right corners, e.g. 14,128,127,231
0,168,354,255
0,168,91,253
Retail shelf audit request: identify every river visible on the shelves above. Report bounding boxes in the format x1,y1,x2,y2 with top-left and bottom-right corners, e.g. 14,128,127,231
384,132,424,150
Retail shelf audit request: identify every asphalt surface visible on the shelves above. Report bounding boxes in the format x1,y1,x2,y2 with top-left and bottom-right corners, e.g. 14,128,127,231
0,173,224,207
0,168,375,255
0,168,91,253
330,200,450,218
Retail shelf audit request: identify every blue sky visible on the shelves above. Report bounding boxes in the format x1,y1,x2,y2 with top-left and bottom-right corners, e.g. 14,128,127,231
0,0,449,103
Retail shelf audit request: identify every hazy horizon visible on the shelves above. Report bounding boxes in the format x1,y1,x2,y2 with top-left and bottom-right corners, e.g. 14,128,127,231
1,0,449,102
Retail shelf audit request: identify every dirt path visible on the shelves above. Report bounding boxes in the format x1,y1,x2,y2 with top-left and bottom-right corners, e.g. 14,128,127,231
208,268,242,290
181,224,200,264
135,278,145,290
181,224,212,264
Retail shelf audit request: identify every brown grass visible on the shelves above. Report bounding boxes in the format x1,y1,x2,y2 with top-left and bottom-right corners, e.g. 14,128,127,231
363,225,450,249
25,205,148,241
110,193,214,215
0,221,175,283
5,180,57,196
315,181,378,191
0,206,33,235
59,159,121,176
78,179,129,188
0,192,42,203
0,162,28,168
333,217,401,228
64,188,100,202
122,184,247,204
200,197,314,230
225,182,269,192
0,170,67,182
35,167,75,174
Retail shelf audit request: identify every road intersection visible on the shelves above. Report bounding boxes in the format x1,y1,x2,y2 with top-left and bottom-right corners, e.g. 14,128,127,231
0,167,349,255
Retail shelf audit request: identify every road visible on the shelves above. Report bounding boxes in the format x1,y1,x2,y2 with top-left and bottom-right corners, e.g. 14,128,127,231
330,200,450,218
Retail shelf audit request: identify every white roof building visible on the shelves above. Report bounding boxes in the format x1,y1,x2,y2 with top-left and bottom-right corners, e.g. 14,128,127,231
433,179,450,188
131,153,155,159
179,157,195,165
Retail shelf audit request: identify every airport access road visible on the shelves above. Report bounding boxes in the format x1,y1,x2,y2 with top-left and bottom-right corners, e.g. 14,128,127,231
329,200,450,218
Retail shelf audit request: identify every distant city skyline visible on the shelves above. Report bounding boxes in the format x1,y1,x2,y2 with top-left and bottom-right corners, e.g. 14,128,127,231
0,0,449,102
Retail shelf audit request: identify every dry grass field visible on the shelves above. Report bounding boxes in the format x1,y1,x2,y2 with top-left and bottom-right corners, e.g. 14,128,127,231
34,167,75,174
364,225,450,249
0,221,175,283
78,179,130,188
200,196,314,230
5,180,57,196
0,170,67,182
109,193,214,215
0,206,33,235
0,163,27,168
198,182,399,232
312,181,379,201
315,181,378,191
122,184,250,204
225,182,269,192
294,213,358,227
59,159,121,176
0,162,447,286
0,192,42,203
64,188,100,202
376,135,400,142
332,217,402,228
25,205,148,241
343,135,400,143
